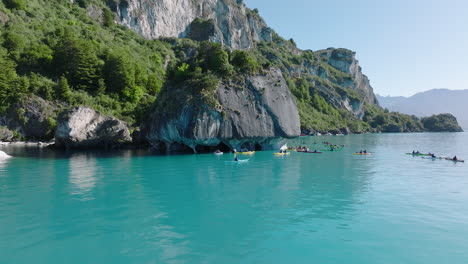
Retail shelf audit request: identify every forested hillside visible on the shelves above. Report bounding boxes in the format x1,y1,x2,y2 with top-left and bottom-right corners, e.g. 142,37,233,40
0,0,461,143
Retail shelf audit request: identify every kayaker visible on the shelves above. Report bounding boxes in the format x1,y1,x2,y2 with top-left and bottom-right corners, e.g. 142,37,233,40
453,156,458,161
359,150,363,154
215,149,221,153
364,150,367,153
431,153,436,158
234,155,239,161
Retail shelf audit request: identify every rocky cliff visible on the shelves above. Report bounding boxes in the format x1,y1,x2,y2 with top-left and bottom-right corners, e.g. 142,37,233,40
319,48,379,107
142,68,300,152
0,96,58,141
113,0,272,49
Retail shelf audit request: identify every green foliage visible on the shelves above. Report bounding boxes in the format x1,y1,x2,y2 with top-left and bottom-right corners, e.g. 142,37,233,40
56,76,72,102
0,47,21,112
0,0,172,126
3,0,26,10
230,50,260,74
53,30,102,91
103,7,114,27
187,18,215,41
363,104,424,132
197,41,233,75
421,114,463,132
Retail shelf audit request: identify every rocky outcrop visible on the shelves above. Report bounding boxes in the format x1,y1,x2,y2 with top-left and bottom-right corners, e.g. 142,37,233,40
0,127,16,142
142,68,300,152
55,107,132,148
319,48,379,106
421,113,463,132
113,0,272,49
0,95,58,140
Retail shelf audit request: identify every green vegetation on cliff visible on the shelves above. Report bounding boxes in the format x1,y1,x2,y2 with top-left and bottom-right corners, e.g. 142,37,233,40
421,114,463,132
0,0,172,125
0,0,462,141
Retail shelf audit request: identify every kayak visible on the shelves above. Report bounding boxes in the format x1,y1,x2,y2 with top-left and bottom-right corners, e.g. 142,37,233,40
236,151,255,155
214,152,223,155
421,156,443,160
225,159,250,163
320,149,343,152
445,158,465,163
305,151,322,154
274,152,290,155
353,153,372,155
406,153,432,156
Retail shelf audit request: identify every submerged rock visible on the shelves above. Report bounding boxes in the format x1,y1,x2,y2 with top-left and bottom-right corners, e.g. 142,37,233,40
55,107,132,148
142,68,300,152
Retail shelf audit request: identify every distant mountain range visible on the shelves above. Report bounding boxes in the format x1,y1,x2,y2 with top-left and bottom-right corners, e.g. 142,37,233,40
377,89,468,129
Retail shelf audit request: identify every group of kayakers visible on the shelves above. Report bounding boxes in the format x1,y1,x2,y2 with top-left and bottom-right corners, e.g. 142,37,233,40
358,150,368,154
296,146,309,152
410,150,462,162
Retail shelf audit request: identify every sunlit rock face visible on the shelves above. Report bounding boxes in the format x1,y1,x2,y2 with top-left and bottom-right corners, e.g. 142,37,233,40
114,0,272,49
142,68,300,153
55,107,132,149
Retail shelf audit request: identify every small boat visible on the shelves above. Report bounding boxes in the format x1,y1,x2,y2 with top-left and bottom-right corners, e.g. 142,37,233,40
406,153,432,156
353,153,372,155
225,159,250,163
445,158,464,163
214,151,223,155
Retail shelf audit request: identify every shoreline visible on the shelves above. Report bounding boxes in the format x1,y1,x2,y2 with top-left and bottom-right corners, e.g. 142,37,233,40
0,141,54,147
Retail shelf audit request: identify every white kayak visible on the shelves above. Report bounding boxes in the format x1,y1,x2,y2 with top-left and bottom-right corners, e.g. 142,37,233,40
225,159,249,163
214,152,224,155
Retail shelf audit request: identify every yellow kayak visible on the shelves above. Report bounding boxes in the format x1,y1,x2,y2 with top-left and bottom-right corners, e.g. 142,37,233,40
236,151,255,155
274,152,290,156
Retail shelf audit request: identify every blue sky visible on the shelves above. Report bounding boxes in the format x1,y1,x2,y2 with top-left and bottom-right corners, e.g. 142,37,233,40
244,0,468,96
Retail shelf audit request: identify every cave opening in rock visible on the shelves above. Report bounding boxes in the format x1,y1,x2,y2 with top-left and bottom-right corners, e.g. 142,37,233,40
169,143,194,153
216,142,231,152
194,145,216,153
241,142,258,151
254,143,262,151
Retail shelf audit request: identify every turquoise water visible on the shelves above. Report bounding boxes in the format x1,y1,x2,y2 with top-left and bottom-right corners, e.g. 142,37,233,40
1,133,468,264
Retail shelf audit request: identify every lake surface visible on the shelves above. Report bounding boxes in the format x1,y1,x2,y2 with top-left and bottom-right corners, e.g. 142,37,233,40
1,133,467,264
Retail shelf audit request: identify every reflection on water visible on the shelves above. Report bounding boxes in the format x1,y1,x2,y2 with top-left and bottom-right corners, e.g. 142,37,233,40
0,133,467,263
0,158,10,174
68,153,98,198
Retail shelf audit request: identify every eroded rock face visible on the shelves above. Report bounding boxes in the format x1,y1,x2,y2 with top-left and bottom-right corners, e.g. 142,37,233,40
114,0,272,49
55,107,131,148
142,68,300,152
